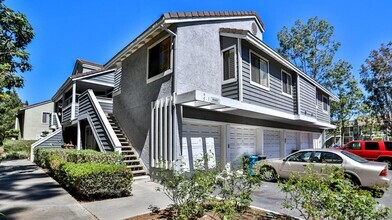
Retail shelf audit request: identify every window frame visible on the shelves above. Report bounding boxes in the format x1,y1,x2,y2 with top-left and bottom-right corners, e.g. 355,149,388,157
221,45,238,84
41,112,50,124
322,94,329,113
281,69,293,97
146,35,173,84
249,50,270,90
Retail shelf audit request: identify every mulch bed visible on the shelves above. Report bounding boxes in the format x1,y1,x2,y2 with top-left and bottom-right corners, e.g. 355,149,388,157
127,207,297,220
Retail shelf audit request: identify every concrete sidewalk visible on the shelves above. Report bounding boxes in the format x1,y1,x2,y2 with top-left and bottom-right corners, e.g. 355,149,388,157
82,179,171,219
0,159,96,220
0,159,172,220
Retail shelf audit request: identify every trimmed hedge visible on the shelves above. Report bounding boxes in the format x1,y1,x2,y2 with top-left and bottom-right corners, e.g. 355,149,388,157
65,149,123,165
60,162,133,200
34,148,124,168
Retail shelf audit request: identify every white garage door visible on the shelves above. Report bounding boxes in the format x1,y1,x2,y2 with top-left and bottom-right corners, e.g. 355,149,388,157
264,130,281,158
285,132,297,156
182,123,221,170
300,133,311,149
228,127,257,166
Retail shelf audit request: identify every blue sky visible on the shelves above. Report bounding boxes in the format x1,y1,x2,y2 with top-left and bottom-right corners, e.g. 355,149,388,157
6,0,392,104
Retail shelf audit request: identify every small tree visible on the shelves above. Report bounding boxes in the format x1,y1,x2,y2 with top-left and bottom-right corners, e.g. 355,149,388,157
328,60,363,144
280,166,390,220
360,41,392,137
0,90,23,143
277,17,340,85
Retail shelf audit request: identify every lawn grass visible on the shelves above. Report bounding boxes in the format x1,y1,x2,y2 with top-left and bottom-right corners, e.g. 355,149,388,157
1,139,36,159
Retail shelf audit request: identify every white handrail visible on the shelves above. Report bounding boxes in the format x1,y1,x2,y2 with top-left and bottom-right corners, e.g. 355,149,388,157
84,90,122,152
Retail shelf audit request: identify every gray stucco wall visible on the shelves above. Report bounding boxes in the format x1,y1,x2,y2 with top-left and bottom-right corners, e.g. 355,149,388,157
242,41,296,114
175,19,261,96
113,31,174,169
299,77,317,118
22,102,54,140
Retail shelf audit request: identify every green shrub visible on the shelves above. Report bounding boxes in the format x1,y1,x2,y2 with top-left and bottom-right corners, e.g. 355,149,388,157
1,139,35,159
47,154,67,179
279,166,390,220
34,148,67,168
60,162,133,200
65,149,123,165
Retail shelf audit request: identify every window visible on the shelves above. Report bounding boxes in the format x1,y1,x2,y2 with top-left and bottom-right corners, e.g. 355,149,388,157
364,142,379,150
250,52,269,88
320,152,343,164
42,112,50,124
322,95,329,112
286,151,313,162
282,70,292,95
222,46,236,83
148,37,171,80
385,142,392,151
341,151,368,163
345,141,361,150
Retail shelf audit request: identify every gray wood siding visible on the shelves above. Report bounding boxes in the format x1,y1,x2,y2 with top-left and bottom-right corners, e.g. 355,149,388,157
98,100,113,114
79,93,113,151
299,77,316,118
82,71,114,85
316,90,330,123
35,130,63,148
293,78,298,114
114,69,121,94
220,36,239,100
62,106,71,122
241,41,295,114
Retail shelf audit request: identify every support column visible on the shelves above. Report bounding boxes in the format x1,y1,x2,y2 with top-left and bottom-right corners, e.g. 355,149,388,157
280,130,286,158
77,121,81,150
71,81,76,120
256,128,263,155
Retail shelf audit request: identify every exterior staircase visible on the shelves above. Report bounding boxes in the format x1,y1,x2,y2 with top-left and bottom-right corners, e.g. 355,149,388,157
107,114,147,176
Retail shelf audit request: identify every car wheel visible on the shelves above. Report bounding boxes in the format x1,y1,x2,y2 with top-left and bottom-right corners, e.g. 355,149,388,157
344,173,360,187
381,160,392,170
260,166,277,182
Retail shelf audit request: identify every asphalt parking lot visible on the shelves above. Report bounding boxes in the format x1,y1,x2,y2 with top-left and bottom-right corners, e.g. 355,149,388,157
251,181,392,219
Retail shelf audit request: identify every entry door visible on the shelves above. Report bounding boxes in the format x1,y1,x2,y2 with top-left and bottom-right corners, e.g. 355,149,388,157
228,127,257,166
182,123,221,170
264,130,281,158
85,125,96,150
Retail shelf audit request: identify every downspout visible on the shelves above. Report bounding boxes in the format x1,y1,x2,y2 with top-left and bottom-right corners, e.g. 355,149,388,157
160,25,180,163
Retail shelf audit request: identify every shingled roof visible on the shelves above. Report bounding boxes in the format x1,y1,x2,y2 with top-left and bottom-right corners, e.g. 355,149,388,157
163,11,264,29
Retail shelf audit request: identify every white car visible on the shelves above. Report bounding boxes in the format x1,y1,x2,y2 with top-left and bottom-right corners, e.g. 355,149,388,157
256,149,391,189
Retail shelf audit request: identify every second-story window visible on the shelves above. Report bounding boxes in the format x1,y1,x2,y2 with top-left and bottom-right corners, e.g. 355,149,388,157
250,52,269,89
282,70,292,96
42,112,50,124
222,46,236,83
148,37,171,80
322,95,329,112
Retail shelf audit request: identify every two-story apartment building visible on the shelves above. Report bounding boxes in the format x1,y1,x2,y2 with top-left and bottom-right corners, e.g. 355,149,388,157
31,12,337,174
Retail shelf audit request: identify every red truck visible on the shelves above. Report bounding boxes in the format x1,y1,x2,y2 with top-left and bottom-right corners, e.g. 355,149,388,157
341,140,392,170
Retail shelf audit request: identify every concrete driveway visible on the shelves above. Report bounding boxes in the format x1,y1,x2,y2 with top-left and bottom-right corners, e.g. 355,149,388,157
0,159,96,220
251,181,392,219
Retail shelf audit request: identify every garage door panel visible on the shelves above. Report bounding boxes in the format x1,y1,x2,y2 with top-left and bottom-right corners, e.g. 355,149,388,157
300,133,310,149
264,130,281,158
228,127,256,166
285,132,297,156
182,123,221,170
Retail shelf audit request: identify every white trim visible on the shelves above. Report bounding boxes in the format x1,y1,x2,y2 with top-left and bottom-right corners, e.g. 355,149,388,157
281,69,293,98
146,35,173,84
322,94,329,113
41,112,50,124
220,32,247,38
165,16,265,33
72,69,115,80
238,38,243,101
71,82,76,120
297,74,301,115
221,45,238,84
79,79,114,87
249,50,270,91
245,34,338,101
30,129,62,161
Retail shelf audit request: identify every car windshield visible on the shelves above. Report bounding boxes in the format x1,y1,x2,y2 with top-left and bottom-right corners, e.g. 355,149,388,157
341,151,368,163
